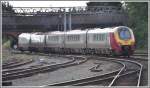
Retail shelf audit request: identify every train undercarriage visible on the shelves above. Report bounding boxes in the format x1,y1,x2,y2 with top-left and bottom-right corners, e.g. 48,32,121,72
18,47,133,57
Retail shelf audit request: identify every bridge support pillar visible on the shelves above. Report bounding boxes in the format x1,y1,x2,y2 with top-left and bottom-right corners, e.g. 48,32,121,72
63,9,66,32
69,11,72,31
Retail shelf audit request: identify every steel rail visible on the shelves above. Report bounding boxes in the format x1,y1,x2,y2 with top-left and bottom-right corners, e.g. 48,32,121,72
2,55,88,81
72,69,140,86
68,56,143,86
108,61,125,87
4,52,143,86
3,59,34,69
2,59,22,67
47,70,122,86
122,57,148,61
132,54,148,57
46,58,125,86
73,59,126,86
104,58,143,87
2,58,75,79
2,56,75,80
72,57,143,86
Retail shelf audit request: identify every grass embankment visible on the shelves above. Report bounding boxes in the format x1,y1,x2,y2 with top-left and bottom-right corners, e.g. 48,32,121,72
2,40,12,60
2,36,15,60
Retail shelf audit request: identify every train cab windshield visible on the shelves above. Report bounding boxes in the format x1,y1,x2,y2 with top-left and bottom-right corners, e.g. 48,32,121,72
118,28,131,40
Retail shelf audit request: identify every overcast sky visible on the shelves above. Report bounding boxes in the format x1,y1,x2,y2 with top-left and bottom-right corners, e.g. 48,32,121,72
7,1,89,7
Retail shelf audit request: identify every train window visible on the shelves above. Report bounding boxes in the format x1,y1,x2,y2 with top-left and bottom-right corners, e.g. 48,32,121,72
67,35,80,41
118,28,131,40
105,33,107,40
76,35,80,41
93,34,97,41
67,36,70,41
103,34,105,40
67,35,71,41
93,34,105,41
48,36,51,40
48,36,59,41
93,34,99,41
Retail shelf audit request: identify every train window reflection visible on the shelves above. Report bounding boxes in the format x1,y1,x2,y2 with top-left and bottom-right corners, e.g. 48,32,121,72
119,28,131,40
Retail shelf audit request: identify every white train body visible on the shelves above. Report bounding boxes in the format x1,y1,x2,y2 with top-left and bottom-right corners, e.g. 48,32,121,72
65,30,86,49
18,26,135,56
18,33,31,51
87,28,112,49
46,31,64,48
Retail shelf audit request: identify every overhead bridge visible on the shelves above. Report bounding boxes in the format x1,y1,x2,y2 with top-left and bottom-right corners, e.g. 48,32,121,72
3,6,128,33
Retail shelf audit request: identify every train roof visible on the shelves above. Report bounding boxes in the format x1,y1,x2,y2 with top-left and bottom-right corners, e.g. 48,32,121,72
19,26,132,36
45,31,65,35
66,30,87,34
87,27,117,33
18,33,31,40
51,31,64,34
19,33,30,37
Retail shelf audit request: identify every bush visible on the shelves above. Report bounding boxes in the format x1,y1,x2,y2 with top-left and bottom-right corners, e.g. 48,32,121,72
3,40,11,49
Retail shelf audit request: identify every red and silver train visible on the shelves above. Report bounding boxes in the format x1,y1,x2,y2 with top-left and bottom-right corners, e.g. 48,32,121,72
18,26,135,56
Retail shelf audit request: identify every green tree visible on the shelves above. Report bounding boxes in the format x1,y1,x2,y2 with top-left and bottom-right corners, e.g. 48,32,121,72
87,2,122,7
2,2,14,13
125,2,148,49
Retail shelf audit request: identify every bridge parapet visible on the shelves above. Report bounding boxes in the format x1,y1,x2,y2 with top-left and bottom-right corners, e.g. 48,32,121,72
2,6,128,33
3,6,125,16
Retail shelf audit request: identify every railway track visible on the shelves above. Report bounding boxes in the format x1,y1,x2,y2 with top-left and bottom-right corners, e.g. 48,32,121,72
2,55,88,82
3,58,22,66
3,58,34,69
47,57,124,86
3,51,146,86
74,57,144,86
107,58,143,86
132,53,148,57
47,56,143,86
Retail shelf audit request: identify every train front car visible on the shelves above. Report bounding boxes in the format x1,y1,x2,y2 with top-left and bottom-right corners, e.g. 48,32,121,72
111,26,135,57
18,33,31,52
